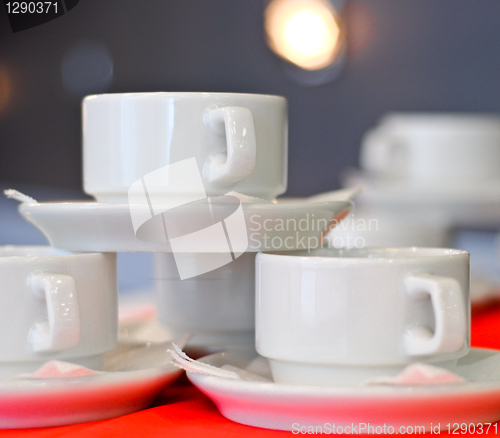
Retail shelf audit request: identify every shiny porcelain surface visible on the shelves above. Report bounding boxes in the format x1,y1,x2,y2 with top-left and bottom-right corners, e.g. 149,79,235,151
0,246,117,375
0,341,182,429
188,347,500,432
19,200,350,252
83,92,288,203
155,252,256,349
256,247,470,386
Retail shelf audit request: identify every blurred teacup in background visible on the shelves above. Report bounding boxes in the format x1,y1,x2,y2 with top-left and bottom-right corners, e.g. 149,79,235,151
360,113,500,185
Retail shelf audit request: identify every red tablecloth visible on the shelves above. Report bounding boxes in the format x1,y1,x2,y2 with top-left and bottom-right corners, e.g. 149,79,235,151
2,305,500,437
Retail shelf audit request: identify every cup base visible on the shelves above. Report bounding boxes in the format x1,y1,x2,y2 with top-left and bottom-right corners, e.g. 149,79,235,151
165,326,255,351
89,192,276,205
269,358,459,387
0,354,104,379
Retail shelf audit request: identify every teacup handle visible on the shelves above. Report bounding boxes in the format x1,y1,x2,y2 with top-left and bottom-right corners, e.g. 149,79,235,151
404,274,466,356
206,106,257,185
29,273,81,353
360,128,402,174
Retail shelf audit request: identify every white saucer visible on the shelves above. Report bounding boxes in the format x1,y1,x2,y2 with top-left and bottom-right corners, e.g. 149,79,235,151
19,200,350,252
188,347,500,432
344,169,500,227
0,342,183,428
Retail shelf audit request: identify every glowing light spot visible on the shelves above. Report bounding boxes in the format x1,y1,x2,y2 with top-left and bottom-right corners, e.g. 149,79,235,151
61,41,113,97
345,2,376,58
0,67,12,116
264,0,343,70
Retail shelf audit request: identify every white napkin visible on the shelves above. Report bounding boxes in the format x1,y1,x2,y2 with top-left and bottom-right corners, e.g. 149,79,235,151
4,189,38,204
169,344,272,382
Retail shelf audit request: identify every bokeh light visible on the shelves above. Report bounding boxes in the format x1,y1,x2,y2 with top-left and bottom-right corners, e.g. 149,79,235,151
345,1,376,59
61,41,113,97
0,66,12,117
264,0,343,71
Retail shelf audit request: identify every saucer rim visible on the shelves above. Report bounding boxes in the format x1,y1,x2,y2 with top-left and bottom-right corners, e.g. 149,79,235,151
19,200,351,253
187,347,500,432
345,168,500,201
18,200,350,210
0,363,182,394
0,340,184,428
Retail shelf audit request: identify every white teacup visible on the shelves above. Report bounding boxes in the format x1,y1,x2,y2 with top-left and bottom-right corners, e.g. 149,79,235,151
83,92,288,204
360,113,500,184
0,246,117,377
155,252,255,350
256,247,470,386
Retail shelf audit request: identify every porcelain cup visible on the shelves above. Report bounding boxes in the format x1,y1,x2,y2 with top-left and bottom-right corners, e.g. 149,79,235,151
256,247,470,386
360,113,500,184
155,252,255,351
83,92,288,204
0,246,117,377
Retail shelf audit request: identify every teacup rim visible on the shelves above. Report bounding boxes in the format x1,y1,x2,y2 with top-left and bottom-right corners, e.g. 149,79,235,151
0,245,100,259
259,246,469,262
83,91,287,102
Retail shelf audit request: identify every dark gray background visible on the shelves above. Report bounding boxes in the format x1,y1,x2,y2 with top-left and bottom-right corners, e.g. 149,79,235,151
1,0,500,197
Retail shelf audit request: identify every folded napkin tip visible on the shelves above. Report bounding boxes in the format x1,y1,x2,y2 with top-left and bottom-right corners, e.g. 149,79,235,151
15,360,100,379
168,343,241,380
4,189,38,204
363,362,465,386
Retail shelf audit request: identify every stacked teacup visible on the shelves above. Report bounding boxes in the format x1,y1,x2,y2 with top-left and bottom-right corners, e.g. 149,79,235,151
343,112,500,228
255,247,470,386
359,113,500,187
82,92,288,351
0,246,117,378
80,97,472,381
